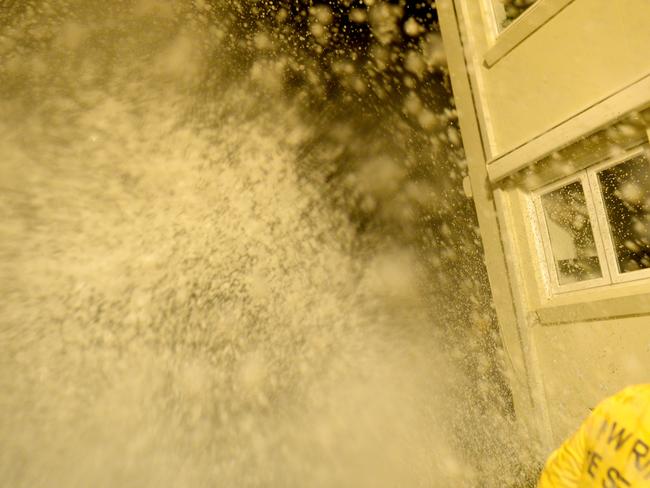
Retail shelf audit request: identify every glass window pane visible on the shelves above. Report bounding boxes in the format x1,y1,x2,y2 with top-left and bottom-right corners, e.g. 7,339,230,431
597,154,650,274
540,181,603,285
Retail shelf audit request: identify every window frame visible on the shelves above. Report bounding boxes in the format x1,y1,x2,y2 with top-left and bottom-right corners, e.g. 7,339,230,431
531,143,650,295
532,172,611,294
586,146,650,284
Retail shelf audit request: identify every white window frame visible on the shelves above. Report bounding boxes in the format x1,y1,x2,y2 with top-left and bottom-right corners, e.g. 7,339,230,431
587,146,650,284
532,144,650,295
533,173,610,294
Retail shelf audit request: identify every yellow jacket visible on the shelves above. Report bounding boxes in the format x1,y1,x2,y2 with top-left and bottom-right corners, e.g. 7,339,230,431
538,384,650,487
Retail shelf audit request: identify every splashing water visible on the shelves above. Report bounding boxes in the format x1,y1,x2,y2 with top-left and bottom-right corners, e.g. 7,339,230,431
0,2,534,487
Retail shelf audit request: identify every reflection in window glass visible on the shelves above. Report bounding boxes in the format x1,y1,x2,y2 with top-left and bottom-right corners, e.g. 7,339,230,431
492,0,538,30
541,181,602,285
598,154,650,273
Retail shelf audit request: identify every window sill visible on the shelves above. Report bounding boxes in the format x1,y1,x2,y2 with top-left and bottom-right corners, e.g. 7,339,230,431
484,0,575,68
536,280,650,324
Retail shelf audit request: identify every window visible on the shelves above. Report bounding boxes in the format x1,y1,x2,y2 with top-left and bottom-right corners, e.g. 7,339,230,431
590,152,650,282
533,146,650,293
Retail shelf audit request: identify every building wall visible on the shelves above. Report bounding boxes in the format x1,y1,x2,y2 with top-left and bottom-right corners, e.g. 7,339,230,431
457,0,650,165
497,122,650,449
534,316,650,444
440,0,650,452
481,0,650,157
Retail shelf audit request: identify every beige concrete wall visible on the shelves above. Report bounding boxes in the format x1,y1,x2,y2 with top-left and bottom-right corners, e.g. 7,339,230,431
477,0,650,157
534,316,650,445
443,0,650,448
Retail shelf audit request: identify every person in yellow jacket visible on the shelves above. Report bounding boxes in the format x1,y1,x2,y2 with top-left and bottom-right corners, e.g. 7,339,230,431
538,384,650,487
